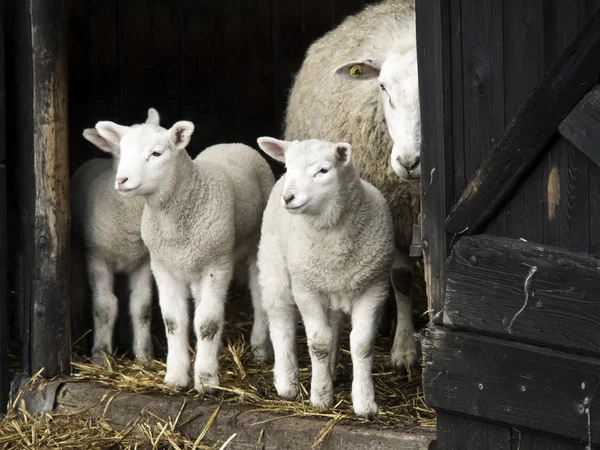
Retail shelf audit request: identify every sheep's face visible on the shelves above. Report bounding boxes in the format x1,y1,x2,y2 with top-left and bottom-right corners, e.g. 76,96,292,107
95,115,194,198
379,48,421,182
257,138,353,216
334,46,422,183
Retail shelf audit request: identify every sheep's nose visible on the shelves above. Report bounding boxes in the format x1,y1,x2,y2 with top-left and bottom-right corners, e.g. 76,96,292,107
397,156,420,172
117,177,128,186
283,193,295,205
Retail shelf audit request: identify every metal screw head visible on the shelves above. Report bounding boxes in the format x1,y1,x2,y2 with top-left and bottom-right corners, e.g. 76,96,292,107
469,255,478,266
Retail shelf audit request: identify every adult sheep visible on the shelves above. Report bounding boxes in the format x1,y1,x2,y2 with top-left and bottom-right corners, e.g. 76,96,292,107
284,0,421,371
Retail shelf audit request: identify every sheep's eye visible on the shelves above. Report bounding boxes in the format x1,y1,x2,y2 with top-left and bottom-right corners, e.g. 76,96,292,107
379,83,387,92
318,168,329,175
151,151,162,157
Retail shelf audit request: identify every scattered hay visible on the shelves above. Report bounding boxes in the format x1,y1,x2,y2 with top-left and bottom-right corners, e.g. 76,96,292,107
0,372,223,449
68,307,435,430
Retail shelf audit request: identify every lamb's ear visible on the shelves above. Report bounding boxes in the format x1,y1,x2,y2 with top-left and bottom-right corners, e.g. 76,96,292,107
333,142,352,166
257,137,289,163
168,121,194,150
95,121,131,147
146,108,160,126
82,128,119,154
334,57,382,81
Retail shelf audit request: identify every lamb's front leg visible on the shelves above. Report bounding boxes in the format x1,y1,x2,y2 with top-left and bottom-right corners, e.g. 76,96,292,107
191,262,233,395
350,283,387,419
88,256,118,365
295,288,334,409
152,260,191,389
329,309,345,381
129,261,154,360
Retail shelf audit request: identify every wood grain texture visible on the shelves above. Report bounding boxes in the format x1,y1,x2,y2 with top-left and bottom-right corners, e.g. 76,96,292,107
445,6,600,236
423,326,600,445
437,413,590,450
14,0,71,377
48,382,436,450
444,234,600,356
415,0,453,318
560,85,600,168
0,166,7,412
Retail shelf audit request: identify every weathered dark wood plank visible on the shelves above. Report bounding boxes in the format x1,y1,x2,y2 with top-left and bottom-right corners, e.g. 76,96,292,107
41,382,436,450
445,7,600,236
0,165,7,412
423,326,600,445
502,0,545,244
559,85,600,167
14,0,71,377
444,234,600,356
415,0,453,318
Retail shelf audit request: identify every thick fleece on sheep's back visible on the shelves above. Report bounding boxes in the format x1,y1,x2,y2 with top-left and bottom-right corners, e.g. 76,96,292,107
284,0,419,250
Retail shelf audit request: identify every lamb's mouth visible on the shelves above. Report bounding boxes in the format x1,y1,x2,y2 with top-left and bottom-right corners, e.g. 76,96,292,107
117,185,140,195
286,202,308,213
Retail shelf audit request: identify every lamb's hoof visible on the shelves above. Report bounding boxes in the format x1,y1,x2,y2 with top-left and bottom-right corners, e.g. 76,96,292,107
354,399,378,420
134,344,154,362
91,348,109,366
275,381,299,400
311,390,334,409
251,344,273,364
390,340,420,376
164,369,190,389
195,372,219,396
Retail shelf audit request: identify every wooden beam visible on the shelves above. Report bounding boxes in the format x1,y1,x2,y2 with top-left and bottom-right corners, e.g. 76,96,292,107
415,0,453,319
559,85,600,167
445,7,600,236
14,0,70,377
27,382,436,450
423,326,600,445
444,235,600,357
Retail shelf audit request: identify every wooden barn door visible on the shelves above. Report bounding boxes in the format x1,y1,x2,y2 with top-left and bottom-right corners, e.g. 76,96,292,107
417,1,600,448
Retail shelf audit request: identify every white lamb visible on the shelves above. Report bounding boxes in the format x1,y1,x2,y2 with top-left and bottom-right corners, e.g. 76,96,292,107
284,0,421,371
256,137,395,419
95,111,275,393
70,109,160,363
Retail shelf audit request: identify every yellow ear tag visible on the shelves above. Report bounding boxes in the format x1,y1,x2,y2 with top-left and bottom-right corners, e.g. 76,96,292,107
350,64,363,78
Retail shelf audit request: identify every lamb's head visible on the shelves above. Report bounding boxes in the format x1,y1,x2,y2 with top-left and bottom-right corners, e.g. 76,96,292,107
82,107,161,159
95,110,194,197
335,39,421,182
258,137,354,216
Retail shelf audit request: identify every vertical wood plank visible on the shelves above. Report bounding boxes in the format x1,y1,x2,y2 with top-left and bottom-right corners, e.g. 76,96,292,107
503,0,545,243
543,1,590,253
586,0,600,258
0,165,6,411
415,0,453,318
459,0,506,236
14,0,70,377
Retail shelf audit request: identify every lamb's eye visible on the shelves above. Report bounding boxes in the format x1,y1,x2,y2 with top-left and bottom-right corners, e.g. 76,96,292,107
379,83,387,92
318,168,329,174
151,151,162,157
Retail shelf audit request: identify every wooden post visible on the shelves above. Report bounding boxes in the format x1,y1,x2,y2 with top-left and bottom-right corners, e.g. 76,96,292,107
14,0,70,377
0,0,8,411
415,0,453,319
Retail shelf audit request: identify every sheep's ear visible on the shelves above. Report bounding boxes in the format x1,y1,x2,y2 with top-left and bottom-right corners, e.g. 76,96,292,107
95,121,130,147
82,128,119,154
257,137,288,163
146,108,160,126
168,121,194,150
333,142,352,166
334,57,382,81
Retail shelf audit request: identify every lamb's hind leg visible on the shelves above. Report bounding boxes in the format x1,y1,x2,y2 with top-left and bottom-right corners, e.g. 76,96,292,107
248,256,273,363
329,309,345,382
390,250,419,374
191,260,233,395
88,256,118,365
129,261,154,360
